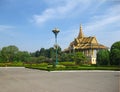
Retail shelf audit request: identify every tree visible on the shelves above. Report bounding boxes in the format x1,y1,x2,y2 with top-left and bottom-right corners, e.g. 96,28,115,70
97,50,110,65
60,52,86,64
16,51,30,62
60,53,73,62
49,47,55,58
39,48,46,56
0,50,3,62
45,46,61,58
74,52,86,65
35,50,40,57
1,45,19,62
37,56,46,63
110,41,120,65
57,46,62,55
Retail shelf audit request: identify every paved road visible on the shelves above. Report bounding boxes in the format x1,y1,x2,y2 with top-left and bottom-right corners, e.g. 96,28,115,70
0,67,120,92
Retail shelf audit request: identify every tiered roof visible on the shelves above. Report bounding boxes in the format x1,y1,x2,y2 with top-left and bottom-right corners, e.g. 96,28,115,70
65,25,107,51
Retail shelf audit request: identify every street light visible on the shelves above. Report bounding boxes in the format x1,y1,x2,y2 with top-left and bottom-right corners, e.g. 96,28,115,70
52,28,60,67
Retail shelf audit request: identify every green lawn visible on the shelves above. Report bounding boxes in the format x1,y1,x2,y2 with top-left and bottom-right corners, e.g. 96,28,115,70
25,64,120,71
0,62,120,71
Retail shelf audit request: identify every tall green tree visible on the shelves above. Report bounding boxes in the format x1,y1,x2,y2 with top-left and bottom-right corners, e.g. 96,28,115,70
57,46,62,55
16,51,30,62
1,45,19,62
110,41,120,65
48,47,55,58
60,52,86,64
39,48,46,56
35,50,40,57
97,50,110,65
74,52,86,65
60,53,74,62
0,50,3,62
37,56,46,63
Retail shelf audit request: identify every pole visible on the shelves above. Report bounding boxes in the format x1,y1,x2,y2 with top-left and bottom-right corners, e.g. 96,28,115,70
52,28,60,67
55,34,58,65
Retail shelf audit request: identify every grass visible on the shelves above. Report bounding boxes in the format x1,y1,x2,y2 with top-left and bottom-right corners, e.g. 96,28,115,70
26,65,120,71
0,62,120,71
0,62,24,67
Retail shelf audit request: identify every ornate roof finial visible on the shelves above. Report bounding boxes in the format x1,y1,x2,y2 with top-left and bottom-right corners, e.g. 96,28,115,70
77,24,84,39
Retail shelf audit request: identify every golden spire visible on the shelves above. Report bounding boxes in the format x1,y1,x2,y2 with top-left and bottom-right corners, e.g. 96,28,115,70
77,24,84,39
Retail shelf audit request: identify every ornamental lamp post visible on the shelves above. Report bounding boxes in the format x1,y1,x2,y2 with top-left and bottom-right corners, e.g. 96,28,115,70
52,28,60,67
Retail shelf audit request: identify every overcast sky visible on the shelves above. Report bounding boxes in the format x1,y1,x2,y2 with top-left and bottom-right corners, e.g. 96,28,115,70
0,0,120,52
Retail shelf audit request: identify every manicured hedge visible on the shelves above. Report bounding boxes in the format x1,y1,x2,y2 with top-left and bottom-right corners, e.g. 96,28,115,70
26,65,120,71
0,62,120,71
59,62,75,66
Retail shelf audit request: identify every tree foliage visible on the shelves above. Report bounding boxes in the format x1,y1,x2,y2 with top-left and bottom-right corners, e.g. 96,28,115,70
110,41,120,65
97,50,110,65
0,45,62,63
16,51,30,62
1,41,119,66
1,45,19,62
60,52,86,65
74,52,86,65
60,53,74,62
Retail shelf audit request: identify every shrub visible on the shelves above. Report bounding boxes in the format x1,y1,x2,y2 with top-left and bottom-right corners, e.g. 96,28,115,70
97,50,110,65
59,62,75,66
110,41,120,65
47,64,66,71
38,63,48,67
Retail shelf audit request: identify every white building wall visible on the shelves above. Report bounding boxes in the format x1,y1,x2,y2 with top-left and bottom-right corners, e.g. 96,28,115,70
91,57,96,64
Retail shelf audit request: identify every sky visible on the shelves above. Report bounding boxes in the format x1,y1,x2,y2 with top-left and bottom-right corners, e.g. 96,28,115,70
0,0,120,52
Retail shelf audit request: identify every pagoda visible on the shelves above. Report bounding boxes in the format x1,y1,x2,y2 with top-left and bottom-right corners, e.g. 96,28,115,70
64,25,107,64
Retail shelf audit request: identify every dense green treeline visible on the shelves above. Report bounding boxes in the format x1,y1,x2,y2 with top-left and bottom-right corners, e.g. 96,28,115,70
0,41,120,66
0,46,59,64
0,45,86,65
97,41,120,66
0,45,30,63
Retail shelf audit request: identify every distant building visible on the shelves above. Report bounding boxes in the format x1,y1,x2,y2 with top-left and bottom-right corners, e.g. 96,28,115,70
64,25,108,64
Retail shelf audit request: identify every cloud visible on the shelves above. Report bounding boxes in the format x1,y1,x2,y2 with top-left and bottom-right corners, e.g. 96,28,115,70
85,15,120,33
0,25,15,32
85,4,120,33
31,0,92,25
0,25,19,38
82,3,120,47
